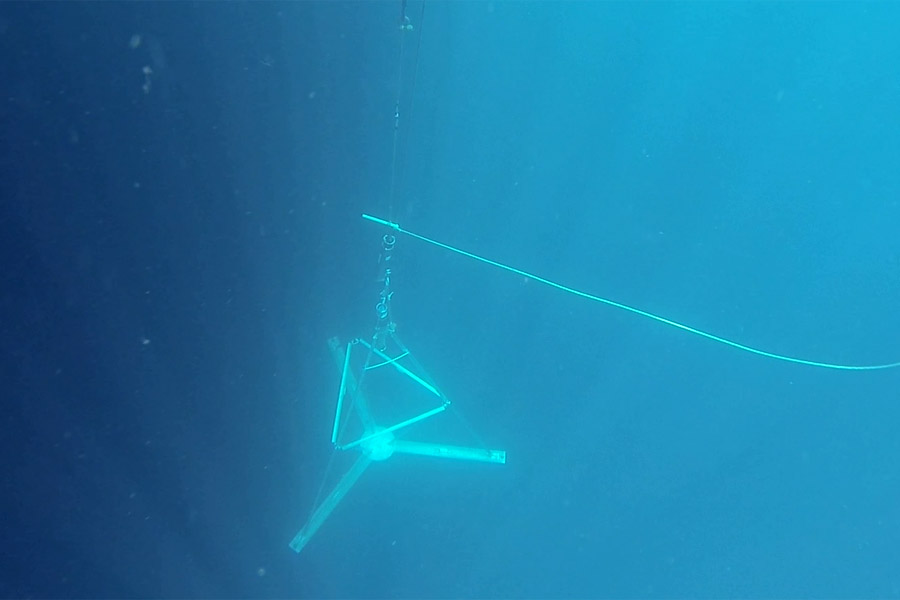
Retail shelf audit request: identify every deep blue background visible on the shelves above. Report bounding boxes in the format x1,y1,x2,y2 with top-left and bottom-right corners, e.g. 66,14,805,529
2,2,899,598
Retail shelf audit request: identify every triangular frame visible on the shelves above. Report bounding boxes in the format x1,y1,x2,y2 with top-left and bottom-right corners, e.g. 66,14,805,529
289,335,505,554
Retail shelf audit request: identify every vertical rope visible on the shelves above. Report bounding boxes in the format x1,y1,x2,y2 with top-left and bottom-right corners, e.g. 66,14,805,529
387,0,424,223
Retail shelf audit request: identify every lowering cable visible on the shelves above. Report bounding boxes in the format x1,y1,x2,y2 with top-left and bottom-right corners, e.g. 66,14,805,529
387,0,424,224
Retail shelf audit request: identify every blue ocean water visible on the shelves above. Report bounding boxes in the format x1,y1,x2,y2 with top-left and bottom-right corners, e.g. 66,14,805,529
2,2,899,598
